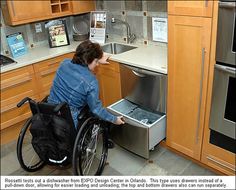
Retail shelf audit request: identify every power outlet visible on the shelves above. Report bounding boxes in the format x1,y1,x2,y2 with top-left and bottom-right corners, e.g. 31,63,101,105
35,23,42,33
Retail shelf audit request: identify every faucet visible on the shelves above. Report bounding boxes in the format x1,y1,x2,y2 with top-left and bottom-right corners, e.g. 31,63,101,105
111,17,136,44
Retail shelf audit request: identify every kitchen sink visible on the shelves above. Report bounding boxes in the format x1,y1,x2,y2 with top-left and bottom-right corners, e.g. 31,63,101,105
101,43,137,54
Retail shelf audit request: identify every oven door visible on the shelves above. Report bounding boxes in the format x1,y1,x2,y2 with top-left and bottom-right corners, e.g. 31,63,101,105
209,64,236,139
216,1,236,66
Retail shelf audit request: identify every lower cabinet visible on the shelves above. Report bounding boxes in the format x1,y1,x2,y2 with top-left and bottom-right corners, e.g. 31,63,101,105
96,60,122,107
0,53,73,144
0,65,38,144
33,53,74,99
0,54,121,144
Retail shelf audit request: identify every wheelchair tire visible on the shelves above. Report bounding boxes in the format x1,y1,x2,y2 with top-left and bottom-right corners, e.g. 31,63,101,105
72,117,108,176
17,117,45,172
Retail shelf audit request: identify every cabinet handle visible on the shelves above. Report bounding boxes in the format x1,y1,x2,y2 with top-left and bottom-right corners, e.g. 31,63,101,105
207,156,236,172
205,0,208,7
196,48,206,144
1,76,32,91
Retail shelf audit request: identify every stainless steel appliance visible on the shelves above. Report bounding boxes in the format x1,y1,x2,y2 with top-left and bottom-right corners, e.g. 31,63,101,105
209,0,236,153
107,64,167,159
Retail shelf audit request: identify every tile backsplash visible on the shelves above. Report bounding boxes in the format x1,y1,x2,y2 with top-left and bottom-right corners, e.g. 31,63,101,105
0,0,167,56
97,0,167,45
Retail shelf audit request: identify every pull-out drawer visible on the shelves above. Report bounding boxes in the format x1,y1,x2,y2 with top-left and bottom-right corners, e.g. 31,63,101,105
107,99,166,159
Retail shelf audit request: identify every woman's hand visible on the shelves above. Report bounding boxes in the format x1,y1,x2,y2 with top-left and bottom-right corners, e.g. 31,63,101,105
98,53,110,64
114,116,125,125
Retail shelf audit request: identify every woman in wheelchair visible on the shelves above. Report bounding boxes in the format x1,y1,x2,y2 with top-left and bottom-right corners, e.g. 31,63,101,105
48,40,124,128
17,40,124,176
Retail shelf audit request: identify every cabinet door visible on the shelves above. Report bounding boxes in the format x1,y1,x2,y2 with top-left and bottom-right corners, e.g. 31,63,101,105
2,1,51,25
96,61,121,107
167,15,211,160
168,0,213,17
71,0,95,14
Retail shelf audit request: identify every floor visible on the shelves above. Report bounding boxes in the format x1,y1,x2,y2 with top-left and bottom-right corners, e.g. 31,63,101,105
1,140,218,176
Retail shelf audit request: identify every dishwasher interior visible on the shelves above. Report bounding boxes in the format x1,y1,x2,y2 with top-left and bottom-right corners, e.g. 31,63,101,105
107,64,167,159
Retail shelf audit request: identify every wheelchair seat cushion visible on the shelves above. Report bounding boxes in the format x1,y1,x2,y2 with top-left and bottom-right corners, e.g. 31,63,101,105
30,113,73,166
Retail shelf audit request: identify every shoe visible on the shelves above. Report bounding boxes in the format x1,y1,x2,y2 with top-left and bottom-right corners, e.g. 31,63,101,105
107,139,115,149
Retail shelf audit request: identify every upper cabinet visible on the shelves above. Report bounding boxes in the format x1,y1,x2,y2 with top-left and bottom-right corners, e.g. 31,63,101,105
71,0,95,15
168,0,213,17
1,0,95,26
49,0,72,18
1,1,52,25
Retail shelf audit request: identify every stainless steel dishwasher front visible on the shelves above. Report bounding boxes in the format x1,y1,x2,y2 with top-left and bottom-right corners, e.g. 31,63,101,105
107,64,167,159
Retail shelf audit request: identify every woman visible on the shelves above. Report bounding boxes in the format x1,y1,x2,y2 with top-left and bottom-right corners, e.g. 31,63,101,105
48,40,124,128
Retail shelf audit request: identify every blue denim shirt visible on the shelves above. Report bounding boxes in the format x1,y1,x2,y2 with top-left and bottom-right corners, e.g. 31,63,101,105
48,59,116,128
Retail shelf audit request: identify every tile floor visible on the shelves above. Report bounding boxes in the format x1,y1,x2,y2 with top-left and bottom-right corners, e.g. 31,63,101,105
1,140,218,176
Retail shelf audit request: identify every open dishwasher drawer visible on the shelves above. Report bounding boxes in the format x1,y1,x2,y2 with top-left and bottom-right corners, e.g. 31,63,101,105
107,99,166,159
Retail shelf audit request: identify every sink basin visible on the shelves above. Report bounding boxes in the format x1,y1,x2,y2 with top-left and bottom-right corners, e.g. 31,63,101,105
101,43,137,54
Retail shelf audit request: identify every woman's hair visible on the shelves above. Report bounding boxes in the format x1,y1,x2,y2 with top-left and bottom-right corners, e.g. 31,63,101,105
72,40,103,66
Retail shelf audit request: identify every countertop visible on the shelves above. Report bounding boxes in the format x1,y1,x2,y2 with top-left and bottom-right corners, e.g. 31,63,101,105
1,41,167,74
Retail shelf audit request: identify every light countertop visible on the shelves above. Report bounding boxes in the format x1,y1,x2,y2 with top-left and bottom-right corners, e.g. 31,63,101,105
1,41,167,74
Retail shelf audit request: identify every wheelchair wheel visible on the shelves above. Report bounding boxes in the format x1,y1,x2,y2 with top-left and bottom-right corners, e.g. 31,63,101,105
72,117,108,176
17,118,45,172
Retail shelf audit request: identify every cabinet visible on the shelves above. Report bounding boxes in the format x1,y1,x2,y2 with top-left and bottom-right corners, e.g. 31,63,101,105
168,0,213,17
96,61,122,107
0,53,74,144
71,0,95,15
33,53,74,99
166,15,211,160
1,0,94,26
0,65,39,144
50,0,72,18
1,0,52,25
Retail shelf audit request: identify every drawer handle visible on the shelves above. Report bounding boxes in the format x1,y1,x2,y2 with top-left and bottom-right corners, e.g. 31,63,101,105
41,69,56,77
206,156,236,172
1,76,32,91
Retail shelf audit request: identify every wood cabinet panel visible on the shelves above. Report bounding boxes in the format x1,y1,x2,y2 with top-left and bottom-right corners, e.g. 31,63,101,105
96,61,121,107
167,15,211,160
33,53,74,97
71,0,95,14
1,65,37,106
168,0,213,17
0,65,39,131
1,0,52,25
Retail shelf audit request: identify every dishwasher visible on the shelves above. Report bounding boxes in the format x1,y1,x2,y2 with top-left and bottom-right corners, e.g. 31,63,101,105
107,64,167,159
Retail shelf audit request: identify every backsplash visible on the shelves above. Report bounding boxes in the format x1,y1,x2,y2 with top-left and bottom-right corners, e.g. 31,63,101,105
0,0,167,56
97,0,167,44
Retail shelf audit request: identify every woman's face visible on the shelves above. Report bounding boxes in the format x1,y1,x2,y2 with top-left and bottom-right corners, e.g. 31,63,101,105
88,58,99,71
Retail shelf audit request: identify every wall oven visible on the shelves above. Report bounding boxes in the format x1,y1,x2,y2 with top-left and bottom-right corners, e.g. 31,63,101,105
209,0,236,153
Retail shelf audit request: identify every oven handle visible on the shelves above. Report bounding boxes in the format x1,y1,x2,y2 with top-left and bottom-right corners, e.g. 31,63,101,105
215,64,236,75
219,1,236,9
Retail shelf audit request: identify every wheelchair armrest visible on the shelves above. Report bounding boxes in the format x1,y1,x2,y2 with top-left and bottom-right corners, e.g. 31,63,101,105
53,102,67,113
17,97,33,107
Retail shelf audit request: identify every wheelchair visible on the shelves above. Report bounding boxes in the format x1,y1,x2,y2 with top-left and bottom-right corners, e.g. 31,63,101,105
16,96,111,176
